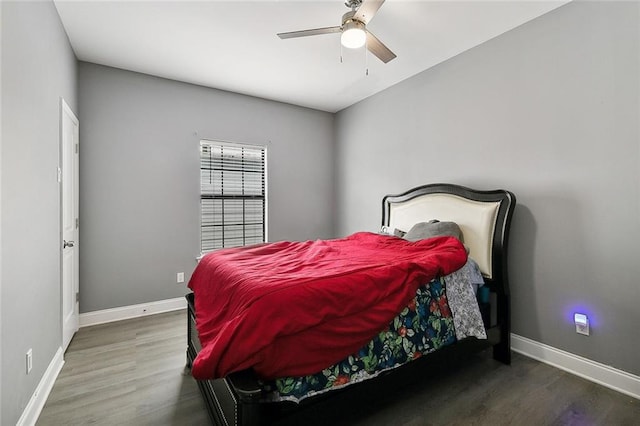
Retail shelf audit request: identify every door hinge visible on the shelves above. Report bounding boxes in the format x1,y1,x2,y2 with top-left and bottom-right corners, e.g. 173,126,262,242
75,292,79,303
75,143,79,154
76,218,79,229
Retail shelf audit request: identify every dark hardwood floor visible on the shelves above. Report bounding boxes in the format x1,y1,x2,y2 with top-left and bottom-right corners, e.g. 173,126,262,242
38,310,639,425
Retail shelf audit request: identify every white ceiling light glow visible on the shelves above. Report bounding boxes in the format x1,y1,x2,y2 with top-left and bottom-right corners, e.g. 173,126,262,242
341,20,366,49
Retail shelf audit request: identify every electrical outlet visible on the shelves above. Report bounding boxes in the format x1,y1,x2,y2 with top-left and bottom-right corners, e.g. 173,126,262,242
26,349,33,374
177,272,185,283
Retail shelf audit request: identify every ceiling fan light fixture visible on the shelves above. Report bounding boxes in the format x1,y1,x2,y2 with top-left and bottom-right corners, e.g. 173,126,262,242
277,0,396,63
341,20,366,49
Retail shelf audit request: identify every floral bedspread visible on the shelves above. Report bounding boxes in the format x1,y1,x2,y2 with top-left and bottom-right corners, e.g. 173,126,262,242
260,276,458,403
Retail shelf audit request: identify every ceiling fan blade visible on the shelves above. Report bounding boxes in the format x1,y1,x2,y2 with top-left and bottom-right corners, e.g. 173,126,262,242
354,0,385,25
277,26,341,40
366,31,396,63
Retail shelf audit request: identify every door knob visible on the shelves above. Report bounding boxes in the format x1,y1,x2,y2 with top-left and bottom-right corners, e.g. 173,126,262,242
63,240,75,248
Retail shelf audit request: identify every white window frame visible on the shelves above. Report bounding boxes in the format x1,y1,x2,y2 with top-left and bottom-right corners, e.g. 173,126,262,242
199,139,268,254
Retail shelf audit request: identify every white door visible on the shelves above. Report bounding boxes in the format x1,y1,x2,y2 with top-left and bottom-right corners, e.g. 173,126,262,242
61,98,79,352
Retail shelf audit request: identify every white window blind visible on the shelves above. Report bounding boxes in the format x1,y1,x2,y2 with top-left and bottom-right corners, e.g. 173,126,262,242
200,141,266,253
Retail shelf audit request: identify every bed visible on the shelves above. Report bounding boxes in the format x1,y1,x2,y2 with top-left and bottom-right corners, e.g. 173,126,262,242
185,183,515,425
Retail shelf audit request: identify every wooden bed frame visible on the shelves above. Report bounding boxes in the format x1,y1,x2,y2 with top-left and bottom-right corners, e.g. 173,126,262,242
186,183,516,425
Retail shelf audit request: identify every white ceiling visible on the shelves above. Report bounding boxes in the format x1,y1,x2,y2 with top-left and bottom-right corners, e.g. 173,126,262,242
54,0,570,113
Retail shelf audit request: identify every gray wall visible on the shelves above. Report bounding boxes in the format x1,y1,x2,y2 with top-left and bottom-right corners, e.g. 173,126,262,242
335,1,639,376
78,63,335,312
1,1,78,424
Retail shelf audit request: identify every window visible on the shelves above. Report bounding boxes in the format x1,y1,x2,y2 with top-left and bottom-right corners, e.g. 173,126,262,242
200,140,267,253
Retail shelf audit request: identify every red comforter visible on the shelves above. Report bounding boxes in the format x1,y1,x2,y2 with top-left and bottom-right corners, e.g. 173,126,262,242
188,232,466,380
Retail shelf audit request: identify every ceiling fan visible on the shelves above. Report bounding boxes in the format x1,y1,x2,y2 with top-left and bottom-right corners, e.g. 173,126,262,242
277,0,397,64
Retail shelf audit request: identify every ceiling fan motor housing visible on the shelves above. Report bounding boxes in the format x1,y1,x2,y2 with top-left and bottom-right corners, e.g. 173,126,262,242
342,10,360,26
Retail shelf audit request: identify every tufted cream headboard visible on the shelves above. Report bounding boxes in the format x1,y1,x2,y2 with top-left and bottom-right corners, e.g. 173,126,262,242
382,184,515,287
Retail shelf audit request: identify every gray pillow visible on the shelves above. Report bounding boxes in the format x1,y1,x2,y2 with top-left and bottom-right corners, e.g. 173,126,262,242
403,220,463,242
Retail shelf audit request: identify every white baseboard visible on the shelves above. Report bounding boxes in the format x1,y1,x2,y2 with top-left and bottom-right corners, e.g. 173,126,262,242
511,333,640,400
17,346,64,426
79,297,187,328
